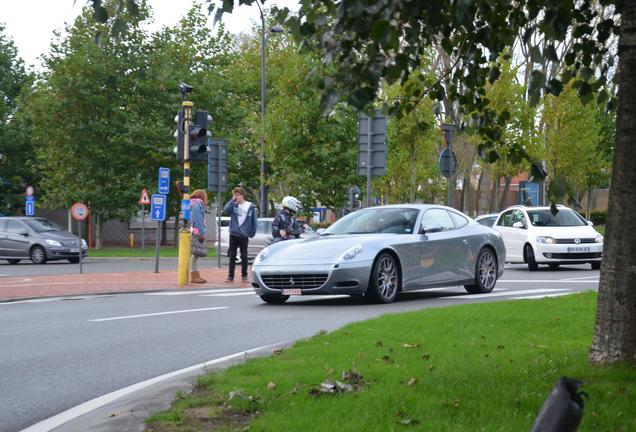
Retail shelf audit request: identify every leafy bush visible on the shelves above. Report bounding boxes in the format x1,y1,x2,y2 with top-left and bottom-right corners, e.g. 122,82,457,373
589,210,607,226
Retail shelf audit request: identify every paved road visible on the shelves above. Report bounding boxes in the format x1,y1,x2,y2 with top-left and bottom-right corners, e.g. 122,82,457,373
1,265,599,432
0,257,231,277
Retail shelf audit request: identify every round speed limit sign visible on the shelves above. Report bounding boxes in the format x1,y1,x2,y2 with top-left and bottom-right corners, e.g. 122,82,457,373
71,203,89,221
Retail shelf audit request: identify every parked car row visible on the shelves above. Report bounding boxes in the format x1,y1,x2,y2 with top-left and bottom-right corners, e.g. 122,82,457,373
0,217,87,264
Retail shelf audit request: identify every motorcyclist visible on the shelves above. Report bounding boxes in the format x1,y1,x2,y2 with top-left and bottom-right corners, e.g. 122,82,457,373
271,196,308,242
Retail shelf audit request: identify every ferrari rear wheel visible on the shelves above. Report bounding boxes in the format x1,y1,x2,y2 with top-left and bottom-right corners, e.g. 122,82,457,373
259,294,289,304
465,248,498,294
367,253,400,303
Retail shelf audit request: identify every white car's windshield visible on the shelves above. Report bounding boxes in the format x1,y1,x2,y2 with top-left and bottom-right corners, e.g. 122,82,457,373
326,208,419,235
527,209,587,227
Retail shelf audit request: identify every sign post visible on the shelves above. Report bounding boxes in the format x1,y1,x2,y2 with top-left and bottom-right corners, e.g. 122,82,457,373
139,188,150,255
151,194,167,273
25,186,35,217
208,138,228,269
71,203,89,274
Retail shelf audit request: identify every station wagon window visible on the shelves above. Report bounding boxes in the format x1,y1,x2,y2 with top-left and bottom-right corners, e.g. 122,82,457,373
450,212,469,229
0,220,6,232
420,209,455,231
6,220,26,234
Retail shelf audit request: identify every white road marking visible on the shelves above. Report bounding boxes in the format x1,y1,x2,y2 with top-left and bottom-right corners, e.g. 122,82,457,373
441,288,571,300
89,307,229,322
562,275,601,281
0,295,116,306
202,292,257,297
513,292,575,300
20,342,286,432
145,288,250,296
498,279,598,283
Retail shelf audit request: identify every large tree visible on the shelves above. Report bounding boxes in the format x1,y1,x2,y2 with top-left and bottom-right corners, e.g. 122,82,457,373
0,24,34,214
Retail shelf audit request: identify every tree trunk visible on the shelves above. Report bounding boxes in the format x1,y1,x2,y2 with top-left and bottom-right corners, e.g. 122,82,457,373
589,0,636,364
499,175,512,210
460,175,467,212
474,170,484,216
95,214,102,250
489,175,498,213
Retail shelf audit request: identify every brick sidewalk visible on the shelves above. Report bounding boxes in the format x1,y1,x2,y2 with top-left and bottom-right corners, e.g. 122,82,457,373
0,268,252,302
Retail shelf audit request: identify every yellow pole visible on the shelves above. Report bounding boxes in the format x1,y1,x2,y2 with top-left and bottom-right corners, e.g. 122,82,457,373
177,101,193,285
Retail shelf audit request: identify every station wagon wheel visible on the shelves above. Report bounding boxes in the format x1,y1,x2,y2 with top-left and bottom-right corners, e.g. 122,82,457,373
259,294,289,304
30,246,47,264
7,259,20,264
465,248,498,294
367,253,400,303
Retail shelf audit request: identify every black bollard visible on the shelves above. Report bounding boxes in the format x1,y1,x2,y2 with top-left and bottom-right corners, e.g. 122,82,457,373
530,377,587,432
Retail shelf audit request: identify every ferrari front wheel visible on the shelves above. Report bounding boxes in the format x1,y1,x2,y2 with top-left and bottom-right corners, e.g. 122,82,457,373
367,253,400,303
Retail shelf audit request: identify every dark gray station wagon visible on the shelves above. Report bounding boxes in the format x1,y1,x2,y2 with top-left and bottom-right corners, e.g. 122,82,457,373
0,217,87,264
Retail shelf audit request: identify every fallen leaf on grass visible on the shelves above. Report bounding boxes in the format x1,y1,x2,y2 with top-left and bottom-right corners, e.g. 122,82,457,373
402,343,420,349
267,382,276,391
421,353,430,360
398,418,420,426
406,377,419,387
273,349,284,355
342,370,364,385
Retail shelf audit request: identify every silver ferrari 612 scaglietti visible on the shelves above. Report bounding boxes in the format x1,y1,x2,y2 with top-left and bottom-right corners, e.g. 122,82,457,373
251,204,506,304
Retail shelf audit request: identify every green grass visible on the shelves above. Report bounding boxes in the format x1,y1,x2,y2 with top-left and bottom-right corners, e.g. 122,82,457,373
88,247,216,258
146,292,635,432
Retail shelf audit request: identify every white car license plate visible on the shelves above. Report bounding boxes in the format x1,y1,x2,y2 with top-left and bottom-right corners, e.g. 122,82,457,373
282,289,302,295
70,248,80,253
567,246,590,253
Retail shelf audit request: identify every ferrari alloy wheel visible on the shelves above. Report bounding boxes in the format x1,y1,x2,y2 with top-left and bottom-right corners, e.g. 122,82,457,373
368,253,400,303
465,248,498,294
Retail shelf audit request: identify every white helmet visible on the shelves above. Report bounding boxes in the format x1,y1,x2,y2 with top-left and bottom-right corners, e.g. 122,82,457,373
281,196,302,213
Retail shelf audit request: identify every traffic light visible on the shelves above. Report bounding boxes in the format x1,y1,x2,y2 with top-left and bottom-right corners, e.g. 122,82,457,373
175,109,212,161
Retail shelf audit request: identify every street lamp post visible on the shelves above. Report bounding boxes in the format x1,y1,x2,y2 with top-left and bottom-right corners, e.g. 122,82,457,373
256,0,283,217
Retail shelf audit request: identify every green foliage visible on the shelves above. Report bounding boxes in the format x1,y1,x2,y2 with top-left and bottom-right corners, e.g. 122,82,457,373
0,24,35,214
589,210,607,227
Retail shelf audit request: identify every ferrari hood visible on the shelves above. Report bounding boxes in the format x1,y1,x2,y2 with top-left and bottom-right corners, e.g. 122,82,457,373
269,235,380,262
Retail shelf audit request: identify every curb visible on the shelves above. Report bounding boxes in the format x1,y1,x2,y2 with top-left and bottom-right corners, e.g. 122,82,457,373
23,341,293,432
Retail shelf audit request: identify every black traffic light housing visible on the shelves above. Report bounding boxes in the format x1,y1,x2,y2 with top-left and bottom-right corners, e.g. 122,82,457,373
175,109,211,162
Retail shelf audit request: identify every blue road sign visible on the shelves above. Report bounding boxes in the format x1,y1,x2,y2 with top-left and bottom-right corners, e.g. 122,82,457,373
158,167,170,195
151,194,167,221
25,199,35,216
181,199,191,220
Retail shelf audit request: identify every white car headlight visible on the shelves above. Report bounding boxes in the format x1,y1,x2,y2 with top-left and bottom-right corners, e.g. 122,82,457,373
339,244,363,262
46,239,62,247
595,235,603,243
536,236,555,244
254,247,271,265
81,239,88,248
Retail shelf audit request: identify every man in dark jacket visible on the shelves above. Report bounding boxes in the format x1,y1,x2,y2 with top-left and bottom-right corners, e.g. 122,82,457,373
223,186,257,282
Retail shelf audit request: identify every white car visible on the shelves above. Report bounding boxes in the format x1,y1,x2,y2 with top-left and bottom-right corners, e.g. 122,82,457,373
494,205,603,271
475,213,499,227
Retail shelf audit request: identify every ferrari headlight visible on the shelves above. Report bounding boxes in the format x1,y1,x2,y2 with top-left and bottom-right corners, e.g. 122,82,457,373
339,244,363,262
595,235,603,243
46,239,62,247
536,236,555,244
254,247,271,264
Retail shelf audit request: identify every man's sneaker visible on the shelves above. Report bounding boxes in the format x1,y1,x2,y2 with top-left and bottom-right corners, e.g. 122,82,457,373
241,276,249,283
225,276,234,283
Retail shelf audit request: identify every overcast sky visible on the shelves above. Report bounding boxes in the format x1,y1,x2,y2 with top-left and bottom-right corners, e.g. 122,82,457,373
1,0,298,69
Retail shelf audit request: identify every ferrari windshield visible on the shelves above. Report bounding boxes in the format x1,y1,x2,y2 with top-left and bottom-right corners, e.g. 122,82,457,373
326,208,419,235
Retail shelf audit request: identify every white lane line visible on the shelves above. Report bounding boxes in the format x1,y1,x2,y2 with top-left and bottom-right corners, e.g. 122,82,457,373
145,288,250,296
562,275,601,281
0,281,168,289
441,288,571,300
89,307,229,322
513,292,575,300
202,292,257,297
498,279,598,283
20,342,285,432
